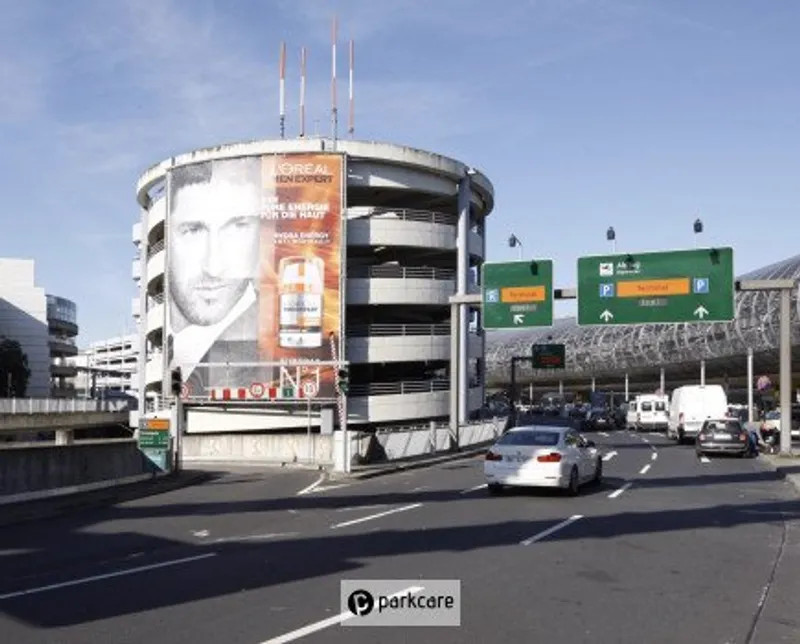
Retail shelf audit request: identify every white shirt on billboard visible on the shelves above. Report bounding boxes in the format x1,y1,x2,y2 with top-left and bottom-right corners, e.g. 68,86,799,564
170,283,257,377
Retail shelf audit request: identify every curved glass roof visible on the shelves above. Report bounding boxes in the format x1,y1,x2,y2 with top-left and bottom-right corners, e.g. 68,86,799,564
485,253,800,385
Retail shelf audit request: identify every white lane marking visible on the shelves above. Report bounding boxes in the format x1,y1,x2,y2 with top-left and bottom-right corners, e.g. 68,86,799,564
211,532,298,544
520,515,583,546
598,432,609,437
259,585,424,643
642,437,650,443
0,553,216,601
651,445,658,452
331,503,422,529
602,451,618,462
639,464,651,475
651,452,658,461
460,483,488,494
335,504,387,512
296,474,326,496
192,530,210,538
608,482,633,499
411,486,429,492
700,456,711,464
310,484,350,493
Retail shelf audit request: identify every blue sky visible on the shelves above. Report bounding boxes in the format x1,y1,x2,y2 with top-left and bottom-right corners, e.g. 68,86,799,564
0,0,797,346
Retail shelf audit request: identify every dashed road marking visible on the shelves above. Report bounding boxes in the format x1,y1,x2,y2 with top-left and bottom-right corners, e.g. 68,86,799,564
651,452,658,461
330,503,422,529
460,483,488,494
608,482,633,499
598,432,609,437
520,515,584,546
700,456,711,464
639,464,651,475
602,451,618,462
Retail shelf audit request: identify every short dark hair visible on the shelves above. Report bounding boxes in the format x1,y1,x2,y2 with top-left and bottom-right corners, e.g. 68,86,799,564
169,156,261,207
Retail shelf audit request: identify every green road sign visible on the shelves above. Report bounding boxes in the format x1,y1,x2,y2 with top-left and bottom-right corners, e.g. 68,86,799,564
577,247,735,326
482,260,554,329
138,429,170,449
532,343,566,369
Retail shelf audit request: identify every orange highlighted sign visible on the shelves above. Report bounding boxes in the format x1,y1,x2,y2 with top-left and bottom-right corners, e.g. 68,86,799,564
616,278,690,298
500,286,546,303
145,418,170,431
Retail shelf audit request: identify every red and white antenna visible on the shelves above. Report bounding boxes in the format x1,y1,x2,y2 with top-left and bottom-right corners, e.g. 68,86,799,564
299,46,307,138
331,16,339,145
348,39,354,137
279,42,286,139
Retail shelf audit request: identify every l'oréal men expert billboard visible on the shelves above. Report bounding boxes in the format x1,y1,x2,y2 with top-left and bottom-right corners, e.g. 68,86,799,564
165,152,344,401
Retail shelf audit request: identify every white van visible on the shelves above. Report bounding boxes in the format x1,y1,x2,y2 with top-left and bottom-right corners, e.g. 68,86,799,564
633,394,669,432
667,385,728,443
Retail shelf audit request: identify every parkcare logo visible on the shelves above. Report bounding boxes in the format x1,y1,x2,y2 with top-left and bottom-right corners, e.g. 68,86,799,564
347,589,455,616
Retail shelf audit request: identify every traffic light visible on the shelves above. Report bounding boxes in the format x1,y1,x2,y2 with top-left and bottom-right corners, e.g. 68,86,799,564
170,367,182,396
337,368,349,395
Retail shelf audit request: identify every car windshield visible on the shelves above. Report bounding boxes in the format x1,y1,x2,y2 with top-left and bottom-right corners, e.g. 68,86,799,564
497,430,560,447
640,402,652,411
704,421,741,432
655,402,666,411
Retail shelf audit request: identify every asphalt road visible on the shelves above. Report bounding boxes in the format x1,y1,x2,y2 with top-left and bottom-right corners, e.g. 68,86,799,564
1,431,799,644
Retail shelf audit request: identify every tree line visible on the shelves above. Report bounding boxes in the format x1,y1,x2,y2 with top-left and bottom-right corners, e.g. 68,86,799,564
0,338,31,397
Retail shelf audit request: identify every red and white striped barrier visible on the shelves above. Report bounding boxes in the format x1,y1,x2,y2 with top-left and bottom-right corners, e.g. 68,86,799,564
209,381,319,401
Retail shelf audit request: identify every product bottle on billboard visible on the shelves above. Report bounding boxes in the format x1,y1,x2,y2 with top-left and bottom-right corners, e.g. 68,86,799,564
278,255,324,348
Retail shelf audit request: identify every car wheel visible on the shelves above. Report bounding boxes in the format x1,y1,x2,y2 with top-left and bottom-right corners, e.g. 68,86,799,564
487,483,503,496
594,458,603,484
566,467,580,497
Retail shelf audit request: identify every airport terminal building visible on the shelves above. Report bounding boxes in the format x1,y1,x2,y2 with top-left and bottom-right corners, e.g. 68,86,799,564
485,254,800,392
132,138,493,433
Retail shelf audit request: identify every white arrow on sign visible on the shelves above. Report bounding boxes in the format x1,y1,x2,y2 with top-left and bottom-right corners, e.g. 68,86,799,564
600,310,614,322
694,305,709,319
513,314,524,325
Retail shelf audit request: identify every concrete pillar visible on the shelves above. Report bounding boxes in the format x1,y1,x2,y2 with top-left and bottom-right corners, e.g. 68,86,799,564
660,368,665,394
624,373,629,401
591,377,596,393
558,380,564,395
55,429,73,446
779,288,793,455
456,172,471,424
700,360,706,386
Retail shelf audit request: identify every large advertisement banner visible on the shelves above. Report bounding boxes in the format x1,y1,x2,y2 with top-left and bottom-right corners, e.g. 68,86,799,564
165,152,344,401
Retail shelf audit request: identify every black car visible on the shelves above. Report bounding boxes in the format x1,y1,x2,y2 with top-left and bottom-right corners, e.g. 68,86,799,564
696,419,750,457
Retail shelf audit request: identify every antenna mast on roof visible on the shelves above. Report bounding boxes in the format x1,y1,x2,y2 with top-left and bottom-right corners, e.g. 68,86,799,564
331,15,339,148
299,46,307,138
348,39,354,137
279,42,286,139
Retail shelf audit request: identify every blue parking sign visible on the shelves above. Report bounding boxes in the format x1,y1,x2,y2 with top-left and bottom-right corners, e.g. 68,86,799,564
599,283,615,298
693,278,709,294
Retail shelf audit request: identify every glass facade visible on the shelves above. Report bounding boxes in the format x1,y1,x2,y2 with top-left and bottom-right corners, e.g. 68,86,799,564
486,254,800,384
46,294,78,327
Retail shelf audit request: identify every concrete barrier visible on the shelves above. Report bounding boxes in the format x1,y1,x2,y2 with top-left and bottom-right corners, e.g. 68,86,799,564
0,439,157,502
179,418,506,467
0,411,129,432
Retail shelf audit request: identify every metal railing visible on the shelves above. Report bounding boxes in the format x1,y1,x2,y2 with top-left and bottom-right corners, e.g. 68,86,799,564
348,207,459,227
348,379,451,397
346,323,451,337
147,239,165,259
0,398,130,414
346,266,456,280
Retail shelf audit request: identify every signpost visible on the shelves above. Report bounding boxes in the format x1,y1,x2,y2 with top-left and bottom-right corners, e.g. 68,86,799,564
577,247,735,326
137,417,171,471
531,343,566,370
482,259,554,329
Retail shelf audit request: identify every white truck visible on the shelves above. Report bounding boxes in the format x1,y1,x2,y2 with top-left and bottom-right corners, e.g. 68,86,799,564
667,385,728,443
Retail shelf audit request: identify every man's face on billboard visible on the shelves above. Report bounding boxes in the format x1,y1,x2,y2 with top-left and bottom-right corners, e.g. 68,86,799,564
168,168,261,327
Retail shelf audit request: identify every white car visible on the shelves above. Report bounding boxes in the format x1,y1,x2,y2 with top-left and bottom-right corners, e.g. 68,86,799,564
484,425,603,496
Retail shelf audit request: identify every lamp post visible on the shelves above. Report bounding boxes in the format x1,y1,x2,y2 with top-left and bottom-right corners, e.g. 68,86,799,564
508,234,523,260
606,226,616,253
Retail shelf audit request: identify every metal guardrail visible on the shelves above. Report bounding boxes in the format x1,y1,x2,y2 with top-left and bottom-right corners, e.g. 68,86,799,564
348,207,459,227
146,239,165,259
346,266,456,280
0,398,130,414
